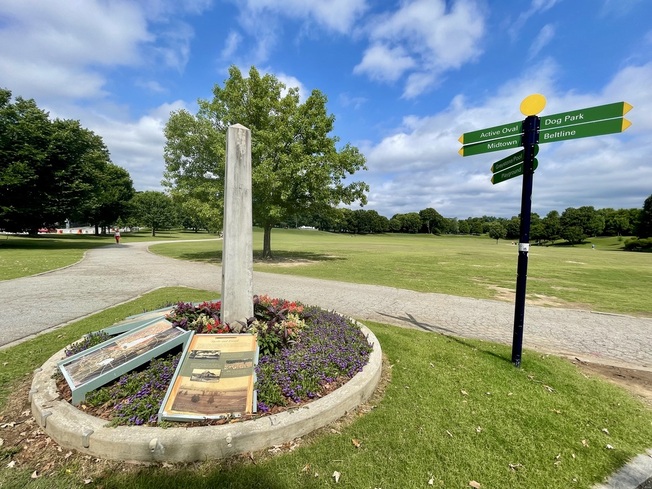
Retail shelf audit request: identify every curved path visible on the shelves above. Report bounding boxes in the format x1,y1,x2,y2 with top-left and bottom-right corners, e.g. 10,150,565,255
2,240,651,370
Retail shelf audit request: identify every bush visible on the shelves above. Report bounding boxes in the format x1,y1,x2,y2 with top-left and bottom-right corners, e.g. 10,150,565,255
165,300,230,333
624,237,652,251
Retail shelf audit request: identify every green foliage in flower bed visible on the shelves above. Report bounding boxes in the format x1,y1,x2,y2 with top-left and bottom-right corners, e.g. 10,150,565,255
64,330,111,357
85,355,179,426
166,300,229,333
255,307,372,412
82,296,372,425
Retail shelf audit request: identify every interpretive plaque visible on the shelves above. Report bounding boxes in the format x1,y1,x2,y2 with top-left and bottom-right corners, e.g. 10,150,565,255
59,319,191,404
159,333,258,422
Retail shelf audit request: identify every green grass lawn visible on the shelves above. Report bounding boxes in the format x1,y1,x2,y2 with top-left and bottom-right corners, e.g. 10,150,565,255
1,288,651,488
0,230,218,280
150,229,652,317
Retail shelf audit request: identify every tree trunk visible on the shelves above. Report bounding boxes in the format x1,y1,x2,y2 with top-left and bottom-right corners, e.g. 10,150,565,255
262,223,273,259
94,223,99,236
152,227,156,237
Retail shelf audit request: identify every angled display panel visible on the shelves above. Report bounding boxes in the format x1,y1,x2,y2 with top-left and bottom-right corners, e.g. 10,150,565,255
159,333,258,422
59,319,191,405
100,309,172,336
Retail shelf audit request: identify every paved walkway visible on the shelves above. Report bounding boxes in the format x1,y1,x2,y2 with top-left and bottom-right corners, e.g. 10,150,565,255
2,240,651,370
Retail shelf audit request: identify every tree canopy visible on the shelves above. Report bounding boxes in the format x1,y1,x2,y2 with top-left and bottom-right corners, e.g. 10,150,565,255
0,88,133,234
130,191,178,236
163,66,368,258
637,194,652,239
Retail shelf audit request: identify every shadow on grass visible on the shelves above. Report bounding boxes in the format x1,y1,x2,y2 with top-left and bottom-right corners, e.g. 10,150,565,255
97,463,286,489
0,231,220,252
376,311,513,366
253,251,346,264
0,234,110,251
173,250,346,265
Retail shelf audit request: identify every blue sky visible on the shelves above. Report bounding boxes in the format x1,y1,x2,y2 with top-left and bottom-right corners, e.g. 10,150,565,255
1,0,651,219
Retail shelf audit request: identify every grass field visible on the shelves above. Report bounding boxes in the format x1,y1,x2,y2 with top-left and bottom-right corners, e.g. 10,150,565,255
1,288,652,488
150,229,652,317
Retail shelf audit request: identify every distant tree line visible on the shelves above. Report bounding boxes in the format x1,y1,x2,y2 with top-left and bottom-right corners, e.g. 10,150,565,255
284,200,652,248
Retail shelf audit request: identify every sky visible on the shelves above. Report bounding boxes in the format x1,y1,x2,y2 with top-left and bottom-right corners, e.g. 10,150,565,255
1,0,651,220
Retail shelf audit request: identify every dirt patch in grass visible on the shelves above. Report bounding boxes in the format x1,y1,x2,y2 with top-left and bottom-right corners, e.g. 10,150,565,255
253,255,339,267
572,359,652,408
254,258,317,267
481,282,592,309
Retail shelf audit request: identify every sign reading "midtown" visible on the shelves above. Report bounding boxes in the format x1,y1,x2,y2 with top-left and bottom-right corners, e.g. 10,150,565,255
458,134,522,157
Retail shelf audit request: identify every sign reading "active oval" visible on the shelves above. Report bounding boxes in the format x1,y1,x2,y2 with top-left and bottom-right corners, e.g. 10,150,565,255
458,120,522,146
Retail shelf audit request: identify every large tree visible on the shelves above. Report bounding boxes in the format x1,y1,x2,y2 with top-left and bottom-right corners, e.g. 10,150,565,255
130,191,178,237
0,89,115,233
560,206,605,243
637,194,652,239
419,207,445,234
73,162,135,234
164,66,368,258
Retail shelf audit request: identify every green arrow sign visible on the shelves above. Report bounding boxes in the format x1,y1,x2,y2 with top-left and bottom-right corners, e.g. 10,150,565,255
539,118,631,144
459,134,522,157
491,146,539,173
540,102,632,130
491,159,538,185
458,120,522,145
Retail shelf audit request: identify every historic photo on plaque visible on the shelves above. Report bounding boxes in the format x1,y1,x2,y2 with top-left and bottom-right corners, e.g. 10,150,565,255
159,334,258,422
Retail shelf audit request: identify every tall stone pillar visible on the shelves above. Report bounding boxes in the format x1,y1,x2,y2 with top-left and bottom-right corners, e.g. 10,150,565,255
221,124,253,329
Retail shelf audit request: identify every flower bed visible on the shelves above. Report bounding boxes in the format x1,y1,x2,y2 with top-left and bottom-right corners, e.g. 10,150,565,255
64,296,373,426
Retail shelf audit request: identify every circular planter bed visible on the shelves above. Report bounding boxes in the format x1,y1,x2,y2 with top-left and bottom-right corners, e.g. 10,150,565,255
30,298,382,462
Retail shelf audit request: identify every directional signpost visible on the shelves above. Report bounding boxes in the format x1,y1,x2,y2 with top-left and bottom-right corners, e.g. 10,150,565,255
459,95,632,367
539,117,631,144
491,159,538,185
490,146,539,174
458,120,522,145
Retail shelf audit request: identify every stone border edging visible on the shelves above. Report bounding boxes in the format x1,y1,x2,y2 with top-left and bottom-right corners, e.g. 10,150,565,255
30,322,382,463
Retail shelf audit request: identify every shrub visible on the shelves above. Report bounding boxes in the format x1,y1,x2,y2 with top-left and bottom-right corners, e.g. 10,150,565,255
166,300,230,333
624,237,652,251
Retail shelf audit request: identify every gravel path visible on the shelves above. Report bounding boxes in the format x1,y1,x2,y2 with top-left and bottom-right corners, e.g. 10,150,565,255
2,240,651,370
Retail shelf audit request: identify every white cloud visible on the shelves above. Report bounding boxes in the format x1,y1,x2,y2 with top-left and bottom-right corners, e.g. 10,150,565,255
339,93,368,110
151,21,195,72
0,0,150,66
221,31,242,60
0,0,206,104
353,44,416,82
509,0,561,40
135,80,168,94
275,72,308,101
355,0,486,98
223,0,367,67
236,0,367,33
0,0,150,101
84,101,189,191
528,24,556,60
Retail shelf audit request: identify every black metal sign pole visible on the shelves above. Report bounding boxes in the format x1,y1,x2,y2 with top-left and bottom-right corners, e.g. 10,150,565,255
511,115,540,367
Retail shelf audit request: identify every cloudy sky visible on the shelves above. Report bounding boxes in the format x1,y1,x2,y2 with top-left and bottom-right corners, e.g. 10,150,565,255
1,0,651,219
